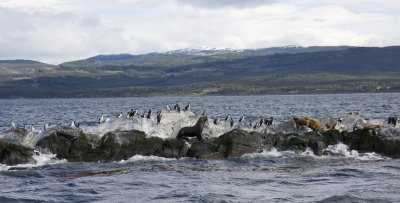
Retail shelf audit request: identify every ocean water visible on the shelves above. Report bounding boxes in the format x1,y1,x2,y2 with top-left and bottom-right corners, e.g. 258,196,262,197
1,93,400,202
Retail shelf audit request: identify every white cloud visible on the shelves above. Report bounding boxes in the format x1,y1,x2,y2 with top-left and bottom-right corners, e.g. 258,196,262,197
0,0,399,64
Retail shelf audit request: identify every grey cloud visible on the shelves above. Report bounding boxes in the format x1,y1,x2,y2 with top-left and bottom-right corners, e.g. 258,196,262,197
177,0,277,9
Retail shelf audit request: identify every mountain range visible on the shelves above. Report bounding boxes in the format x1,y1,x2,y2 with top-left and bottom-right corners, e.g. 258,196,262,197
0,45,399,98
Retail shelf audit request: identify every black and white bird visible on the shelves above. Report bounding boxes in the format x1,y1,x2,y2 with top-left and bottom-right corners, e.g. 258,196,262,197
31,125,35,132
129,108,138,117
105,116,111,123
254,121,260,129
99,113,104,124
70,120,77,128
265,117,274,126
201,110,206,116
44,123,49,131
249,120,252,127
157,111,162,125
239,114,245,123
184,102,190,111
225,114,231,121
147,108,152,119
11,121,16,131
213,116,220,125
230,119,234,127
259,118,265,126
166,104,171,112
116,112,123,118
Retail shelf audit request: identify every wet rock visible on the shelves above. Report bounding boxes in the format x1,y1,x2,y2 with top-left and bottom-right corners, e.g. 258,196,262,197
36,126,98,162
97,130,164,161
344,129,400,158
187,129,263,159
0,139,35,165
160,139,189,158
0,128,35,147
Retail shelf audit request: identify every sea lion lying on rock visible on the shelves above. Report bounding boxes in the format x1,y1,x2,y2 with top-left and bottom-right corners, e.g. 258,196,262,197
293,116,308,130
304,117,321,131
177,116,208,141
293,116,321,131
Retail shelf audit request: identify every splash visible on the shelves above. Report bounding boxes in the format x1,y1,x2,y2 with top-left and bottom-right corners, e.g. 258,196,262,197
0,150,66,171
323,143,388,160
118,154,176,164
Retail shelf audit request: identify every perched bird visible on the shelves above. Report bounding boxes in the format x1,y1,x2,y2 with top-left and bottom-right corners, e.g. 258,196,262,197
157,111,162,125
230,119,234,128
105,116,111,123
147,108,152,119
126,112,130,118
249,120,252,127
31,125,35,132
184,102,190,111
201,110,207,116
174,103,179,110
116,112,123,118
71,121,79,128
260,118,265,126
338,118,343,123
99,113,104,124
129,108,138,117
213,116,220,125
254,121,260,129
225,114,231,121
11,121,16,131
239,114,245,123
166,104,171,112
388,116,398,127
44,123,49,131
265,117,274,126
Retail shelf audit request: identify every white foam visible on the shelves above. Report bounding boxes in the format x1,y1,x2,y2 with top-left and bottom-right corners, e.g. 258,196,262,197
241,148,285,159
0,150,66,171
323,143,388,160
118,154,176,164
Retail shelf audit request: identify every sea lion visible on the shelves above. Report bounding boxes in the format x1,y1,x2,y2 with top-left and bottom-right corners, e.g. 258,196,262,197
321,124,332,132
293,116,308,129
176,116,208,141
304,117,321,131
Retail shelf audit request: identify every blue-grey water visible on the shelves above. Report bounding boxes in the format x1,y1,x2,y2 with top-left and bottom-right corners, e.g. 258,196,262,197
1,93,400,202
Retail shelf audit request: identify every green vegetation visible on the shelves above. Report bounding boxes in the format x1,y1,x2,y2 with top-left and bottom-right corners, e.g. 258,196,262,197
0,46,399,98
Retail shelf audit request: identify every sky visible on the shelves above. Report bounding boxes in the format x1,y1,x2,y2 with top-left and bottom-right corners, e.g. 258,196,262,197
0,0,399,64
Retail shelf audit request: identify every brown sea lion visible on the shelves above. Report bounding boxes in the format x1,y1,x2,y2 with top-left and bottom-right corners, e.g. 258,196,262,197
293,116,309,130
304,117,321,131
176,116,208,141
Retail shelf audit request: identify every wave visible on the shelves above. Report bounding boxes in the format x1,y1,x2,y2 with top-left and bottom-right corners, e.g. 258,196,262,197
0,150,66,171
241,143,389,161
118,154,177,164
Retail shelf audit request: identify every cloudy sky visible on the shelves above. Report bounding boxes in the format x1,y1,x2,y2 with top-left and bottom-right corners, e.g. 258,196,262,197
0,0,399,64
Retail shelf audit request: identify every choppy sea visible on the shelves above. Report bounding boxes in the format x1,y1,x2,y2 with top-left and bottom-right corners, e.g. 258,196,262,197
1,93,400,202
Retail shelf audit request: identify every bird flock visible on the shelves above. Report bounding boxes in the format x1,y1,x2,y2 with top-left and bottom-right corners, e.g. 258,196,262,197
7,103,398,134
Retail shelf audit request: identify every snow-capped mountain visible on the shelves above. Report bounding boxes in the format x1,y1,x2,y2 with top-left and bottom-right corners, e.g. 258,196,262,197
166,47,244,56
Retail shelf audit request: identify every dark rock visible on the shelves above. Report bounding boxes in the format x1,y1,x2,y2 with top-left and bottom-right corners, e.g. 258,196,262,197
160,139,189,158
36,127,98,162
345,129,400,158
187,139,226,159
0,139,35,165
97,130,164,161
187,129,263,159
